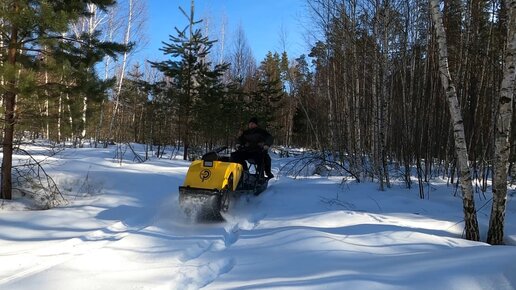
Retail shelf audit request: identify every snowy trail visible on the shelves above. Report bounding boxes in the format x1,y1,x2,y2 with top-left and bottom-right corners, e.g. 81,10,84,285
1,147,516,290
0,219,149,286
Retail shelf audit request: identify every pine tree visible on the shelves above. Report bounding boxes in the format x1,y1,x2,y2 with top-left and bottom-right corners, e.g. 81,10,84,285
0,0,126,199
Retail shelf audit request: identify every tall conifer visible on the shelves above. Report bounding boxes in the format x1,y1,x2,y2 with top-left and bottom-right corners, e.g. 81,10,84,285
150,0,229,159
0,0,125,199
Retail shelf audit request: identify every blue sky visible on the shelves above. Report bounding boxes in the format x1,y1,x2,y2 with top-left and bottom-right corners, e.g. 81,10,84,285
140,0,307,63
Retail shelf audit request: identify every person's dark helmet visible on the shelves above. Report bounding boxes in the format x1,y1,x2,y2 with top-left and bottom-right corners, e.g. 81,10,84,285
249,117,259,125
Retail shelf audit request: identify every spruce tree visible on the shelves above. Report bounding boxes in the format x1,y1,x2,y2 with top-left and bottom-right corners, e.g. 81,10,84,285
119,63,149,143
150,1,229,159
249,52,285,133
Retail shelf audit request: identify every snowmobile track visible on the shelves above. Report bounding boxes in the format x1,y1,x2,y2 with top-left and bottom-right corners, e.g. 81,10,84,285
173,211,267,289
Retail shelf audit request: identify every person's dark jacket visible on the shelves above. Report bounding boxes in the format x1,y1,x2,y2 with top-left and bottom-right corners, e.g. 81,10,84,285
237,127,273,151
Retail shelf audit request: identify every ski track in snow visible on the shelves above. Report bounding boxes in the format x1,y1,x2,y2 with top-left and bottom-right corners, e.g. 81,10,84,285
173,194,268,289
0,220,146,286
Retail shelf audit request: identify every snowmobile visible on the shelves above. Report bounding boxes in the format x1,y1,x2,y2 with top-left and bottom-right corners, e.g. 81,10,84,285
178,146,269,221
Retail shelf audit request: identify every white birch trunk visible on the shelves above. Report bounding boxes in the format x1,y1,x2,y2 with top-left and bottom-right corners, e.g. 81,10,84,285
80,4,97,142
430,0,479,241
58,93,62,143
45,71,49,139
97,8,116,146
70,4,104,143
109,0,133,139
218,15,227,66
81,92,88,141
66,93,74,141
487,0,516,245
351,0,362,180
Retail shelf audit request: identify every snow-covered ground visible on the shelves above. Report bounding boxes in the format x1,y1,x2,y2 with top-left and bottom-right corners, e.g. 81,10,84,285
0,145,515,290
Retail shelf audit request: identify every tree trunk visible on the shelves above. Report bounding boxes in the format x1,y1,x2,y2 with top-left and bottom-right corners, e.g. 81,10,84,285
430,0,480,241
80,4,99,145
327,62,335,152
0,17,4,97
43,54,50,139
81,92,88,144
58,93,62,143
372,0,384,190
97,9,115,146
110,0,134,138
487,0,516,245
350,0,363,180
1,10,18,200
380,1,390,188
64,92,74,141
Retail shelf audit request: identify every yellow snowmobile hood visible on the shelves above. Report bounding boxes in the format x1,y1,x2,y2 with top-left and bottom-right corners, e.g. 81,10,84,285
182,160,243,191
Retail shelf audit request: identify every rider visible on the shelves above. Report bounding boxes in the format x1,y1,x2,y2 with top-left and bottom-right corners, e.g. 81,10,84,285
231,117,274,179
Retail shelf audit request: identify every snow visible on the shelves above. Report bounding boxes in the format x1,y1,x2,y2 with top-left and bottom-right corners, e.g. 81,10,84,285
1,145,515,290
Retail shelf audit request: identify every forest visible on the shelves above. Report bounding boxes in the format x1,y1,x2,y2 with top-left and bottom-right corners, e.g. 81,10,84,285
0,0,515,245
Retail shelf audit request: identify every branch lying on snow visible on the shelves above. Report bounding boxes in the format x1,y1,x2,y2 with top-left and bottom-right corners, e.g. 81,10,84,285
280,153,360,182
127,143,145,163
11,147,66,209
113,143,146,164
320,196,357,211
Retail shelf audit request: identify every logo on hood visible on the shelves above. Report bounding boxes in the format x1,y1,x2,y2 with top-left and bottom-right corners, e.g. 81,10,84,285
200,169,211,181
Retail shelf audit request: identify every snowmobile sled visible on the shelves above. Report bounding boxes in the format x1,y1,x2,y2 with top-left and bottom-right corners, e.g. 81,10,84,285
178,146,269,221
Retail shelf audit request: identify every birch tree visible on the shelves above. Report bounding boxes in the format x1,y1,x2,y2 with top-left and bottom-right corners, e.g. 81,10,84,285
96,7,120,146
430,0,480,241
71,3,105,144
229,25,256,83
109,0,134,138
487,0,516,245
371,0,392,190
